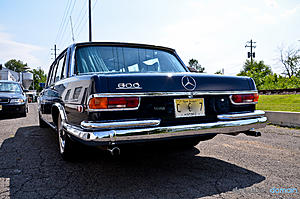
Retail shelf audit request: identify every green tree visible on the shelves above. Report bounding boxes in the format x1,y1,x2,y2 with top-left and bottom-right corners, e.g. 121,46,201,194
29,68,47,92
215,70,223,75
237,60,272,89
260,74,300,89
188,59,205,73
4,59,29,72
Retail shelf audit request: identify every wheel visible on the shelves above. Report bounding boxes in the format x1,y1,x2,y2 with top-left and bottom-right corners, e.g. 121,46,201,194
39,113,47,128
57,114,76,160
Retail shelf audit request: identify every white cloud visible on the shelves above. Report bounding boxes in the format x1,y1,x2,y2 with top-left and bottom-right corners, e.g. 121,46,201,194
0,29,43,67
254,13,278,25
264,0,278,8
281,4,300,17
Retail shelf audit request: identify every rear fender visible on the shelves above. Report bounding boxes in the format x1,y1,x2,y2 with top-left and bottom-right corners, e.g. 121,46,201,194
52,103,68,127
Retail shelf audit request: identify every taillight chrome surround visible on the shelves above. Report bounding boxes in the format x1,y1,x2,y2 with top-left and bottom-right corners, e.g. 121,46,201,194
87,95,140,111
229,93,259,105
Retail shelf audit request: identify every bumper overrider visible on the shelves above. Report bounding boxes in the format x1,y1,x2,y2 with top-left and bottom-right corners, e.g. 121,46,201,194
62,110,267,146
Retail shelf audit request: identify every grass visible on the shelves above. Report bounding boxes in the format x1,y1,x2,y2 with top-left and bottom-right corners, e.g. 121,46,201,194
256,94,300,112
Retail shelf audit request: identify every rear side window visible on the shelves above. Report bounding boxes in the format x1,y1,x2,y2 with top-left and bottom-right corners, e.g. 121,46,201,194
47,51,67,86
64,89,71,101
47,62,57,86
73,87,82,100
55,54,66,82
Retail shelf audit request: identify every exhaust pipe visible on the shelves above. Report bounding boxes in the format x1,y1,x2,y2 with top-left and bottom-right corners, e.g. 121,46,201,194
107,147,121,156
244,131,261,137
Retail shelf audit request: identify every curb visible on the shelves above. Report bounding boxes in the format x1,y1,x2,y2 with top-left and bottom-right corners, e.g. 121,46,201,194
265,111,300,128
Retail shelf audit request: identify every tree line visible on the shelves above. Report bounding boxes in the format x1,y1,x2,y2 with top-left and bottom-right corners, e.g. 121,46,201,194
188,45,300,90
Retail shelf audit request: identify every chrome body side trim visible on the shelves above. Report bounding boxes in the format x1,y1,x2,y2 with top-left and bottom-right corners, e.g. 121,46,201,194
81,119,161,129
88,90,258,98
217,110,265,120
63,117,267,145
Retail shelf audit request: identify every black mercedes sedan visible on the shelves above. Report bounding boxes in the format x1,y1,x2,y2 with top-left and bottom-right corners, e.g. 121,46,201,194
38,42,267,160
0,80,28,117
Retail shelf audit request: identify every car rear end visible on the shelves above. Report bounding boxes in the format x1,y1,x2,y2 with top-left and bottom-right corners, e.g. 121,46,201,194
64,75,266,147
62,43,266,147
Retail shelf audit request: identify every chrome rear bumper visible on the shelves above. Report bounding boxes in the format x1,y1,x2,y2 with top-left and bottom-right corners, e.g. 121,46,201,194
63,111,267,146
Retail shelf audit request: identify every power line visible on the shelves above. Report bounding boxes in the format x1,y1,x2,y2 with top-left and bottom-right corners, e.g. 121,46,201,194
57,0,77,48
75,0,98,40
55,0,98,52
73,0,86,28
74,8,88,36
55,0,72,44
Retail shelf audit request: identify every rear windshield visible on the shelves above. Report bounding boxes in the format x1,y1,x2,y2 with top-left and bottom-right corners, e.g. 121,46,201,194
0,82,22,93
75,46,186,74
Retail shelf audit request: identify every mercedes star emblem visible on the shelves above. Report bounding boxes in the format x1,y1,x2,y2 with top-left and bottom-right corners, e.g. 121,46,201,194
181,76,196,91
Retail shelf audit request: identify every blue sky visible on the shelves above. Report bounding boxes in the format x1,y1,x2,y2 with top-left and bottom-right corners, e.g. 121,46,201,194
0,0,300,75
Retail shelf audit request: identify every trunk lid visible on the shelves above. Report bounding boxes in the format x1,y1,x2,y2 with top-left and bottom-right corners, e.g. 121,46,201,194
98,73,254,93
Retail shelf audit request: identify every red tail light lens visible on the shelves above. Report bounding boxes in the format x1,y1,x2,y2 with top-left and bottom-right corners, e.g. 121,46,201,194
88,97,140,110
231,93,259,104
107,97,139,108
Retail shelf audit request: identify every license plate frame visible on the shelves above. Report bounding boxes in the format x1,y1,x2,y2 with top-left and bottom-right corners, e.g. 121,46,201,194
174,98,205,118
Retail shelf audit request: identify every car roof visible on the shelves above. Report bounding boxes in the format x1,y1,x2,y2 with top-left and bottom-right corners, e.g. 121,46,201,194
70,42,176,53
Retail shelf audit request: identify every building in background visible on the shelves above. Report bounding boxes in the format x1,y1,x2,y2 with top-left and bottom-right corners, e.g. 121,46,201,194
0,64,37,102
0,65,33,89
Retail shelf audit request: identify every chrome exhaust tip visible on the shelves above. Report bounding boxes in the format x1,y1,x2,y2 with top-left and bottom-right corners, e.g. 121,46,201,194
244,131,261,137
107,147,121,156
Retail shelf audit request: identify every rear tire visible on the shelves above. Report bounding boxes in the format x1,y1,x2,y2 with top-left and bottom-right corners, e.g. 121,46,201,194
57,114,76,161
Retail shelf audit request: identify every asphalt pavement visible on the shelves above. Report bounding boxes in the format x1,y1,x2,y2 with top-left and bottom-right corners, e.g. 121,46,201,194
0,103,299,199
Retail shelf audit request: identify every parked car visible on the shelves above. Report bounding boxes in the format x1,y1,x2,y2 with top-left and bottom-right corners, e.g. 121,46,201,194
38,42,267,160
0,80,28,117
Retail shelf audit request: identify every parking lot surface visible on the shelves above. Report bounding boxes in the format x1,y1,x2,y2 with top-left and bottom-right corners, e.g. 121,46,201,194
0,104,299,199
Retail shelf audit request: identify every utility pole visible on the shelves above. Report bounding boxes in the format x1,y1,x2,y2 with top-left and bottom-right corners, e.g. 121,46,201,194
245,39,256,64
51,44,58,59
88,0,92,42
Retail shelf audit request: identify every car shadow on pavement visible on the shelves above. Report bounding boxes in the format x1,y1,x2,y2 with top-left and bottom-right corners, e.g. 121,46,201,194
0,126,265,199
0,114,25,120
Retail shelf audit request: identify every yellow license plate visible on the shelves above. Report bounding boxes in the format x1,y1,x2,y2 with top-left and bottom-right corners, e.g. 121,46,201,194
174,98,205,118
0,105,2,111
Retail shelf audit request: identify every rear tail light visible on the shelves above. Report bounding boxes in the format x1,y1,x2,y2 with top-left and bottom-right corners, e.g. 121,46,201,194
230,93,259,104
88,97,140,110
